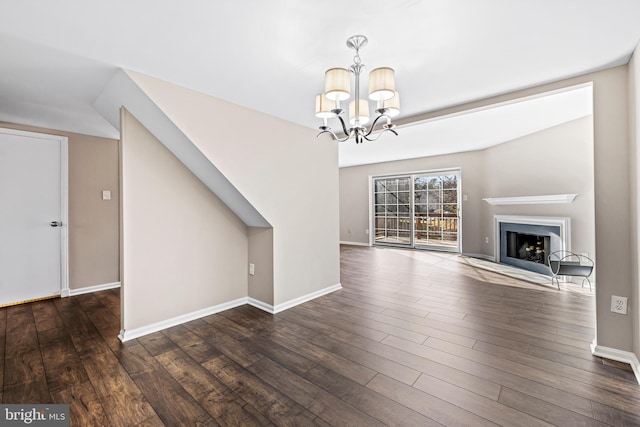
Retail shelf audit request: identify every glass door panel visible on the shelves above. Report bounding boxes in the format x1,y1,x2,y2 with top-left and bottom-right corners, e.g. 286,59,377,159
414,173,460,251
373,176,412,246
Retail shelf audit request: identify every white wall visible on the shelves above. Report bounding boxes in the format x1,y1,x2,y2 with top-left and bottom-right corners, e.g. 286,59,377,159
120,109,249,331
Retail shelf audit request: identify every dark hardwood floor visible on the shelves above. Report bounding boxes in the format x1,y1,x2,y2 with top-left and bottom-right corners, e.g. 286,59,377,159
2,245,639,426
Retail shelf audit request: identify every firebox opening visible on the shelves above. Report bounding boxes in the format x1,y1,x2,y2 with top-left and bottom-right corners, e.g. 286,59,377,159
506,232,551,266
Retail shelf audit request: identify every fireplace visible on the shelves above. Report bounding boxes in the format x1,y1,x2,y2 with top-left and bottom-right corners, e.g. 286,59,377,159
494,216,570,276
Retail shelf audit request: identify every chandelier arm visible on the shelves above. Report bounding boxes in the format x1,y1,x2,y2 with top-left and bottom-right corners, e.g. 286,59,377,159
317,129,351,142
335,115,351,137
363,113,393,137
362,126,399,142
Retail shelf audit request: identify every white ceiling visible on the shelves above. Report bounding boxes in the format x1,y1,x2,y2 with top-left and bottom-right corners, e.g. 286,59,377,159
1,1,639,166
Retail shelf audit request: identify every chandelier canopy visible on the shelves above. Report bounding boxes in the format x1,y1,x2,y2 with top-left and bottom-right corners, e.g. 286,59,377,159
316,35,399,144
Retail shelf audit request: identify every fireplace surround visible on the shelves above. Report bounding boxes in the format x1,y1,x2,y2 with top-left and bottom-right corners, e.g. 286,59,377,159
494,215,571,275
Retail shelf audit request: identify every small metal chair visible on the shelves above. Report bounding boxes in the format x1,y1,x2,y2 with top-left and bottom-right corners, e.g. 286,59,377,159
548,250,594,291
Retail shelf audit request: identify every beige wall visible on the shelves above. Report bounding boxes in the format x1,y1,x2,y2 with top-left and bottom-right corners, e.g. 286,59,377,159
342,65,635,354
629,41,640,362
481,117,595,260
0,121,119,289
248,226,274,305
126,71,341,307
121,110,249,330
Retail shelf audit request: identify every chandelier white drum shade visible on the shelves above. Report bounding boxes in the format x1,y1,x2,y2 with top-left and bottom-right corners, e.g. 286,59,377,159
315,35,400,144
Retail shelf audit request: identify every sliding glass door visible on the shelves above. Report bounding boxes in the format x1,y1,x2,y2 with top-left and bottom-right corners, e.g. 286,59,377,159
373,171,460,252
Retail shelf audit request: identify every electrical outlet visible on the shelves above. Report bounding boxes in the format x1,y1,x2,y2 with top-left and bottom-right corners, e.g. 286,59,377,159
249,263,255,276
485,236,489,244
365,229,369,235
611,295,628,315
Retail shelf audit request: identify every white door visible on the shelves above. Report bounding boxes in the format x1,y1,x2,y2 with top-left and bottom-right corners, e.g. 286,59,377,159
0,128,68,306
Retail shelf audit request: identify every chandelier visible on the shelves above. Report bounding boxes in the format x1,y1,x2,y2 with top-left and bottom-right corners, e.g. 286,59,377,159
315,35,400,144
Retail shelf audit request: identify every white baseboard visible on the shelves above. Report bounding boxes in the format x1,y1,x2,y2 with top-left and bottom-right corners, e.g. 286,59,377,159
591,342,640,384
119,297,247,342
273,283,342,314
340,241,370,247
249,283,342,314
68,282,121,296
247,297,275,314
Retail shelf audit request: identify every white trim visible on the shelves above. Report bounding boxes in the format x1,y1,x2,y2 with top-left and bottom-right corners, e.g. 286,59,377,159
591,342,640,385
118,297,247,342
0,127,69,301
340,241,371,247
249,283,343,314
68,282,121,296
60,136,69,299
247,297,275,314
270,283,342,314
273,283,342,313
483,194,577,205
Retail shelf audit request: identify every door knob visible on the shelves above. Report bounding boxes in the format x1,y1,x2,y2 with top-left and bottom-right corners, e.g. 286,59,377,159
50,221,62,227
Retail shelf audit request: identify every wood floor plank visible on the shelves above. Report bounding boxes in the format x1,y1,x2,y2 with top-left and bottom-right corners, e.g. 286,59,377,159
155,348,270,426
183,321,263,368
414,373,553,427
260,326,378,386
202,354,319,425
305,364,444,426
51,380,111,427
280,310,421,385
381,334,595,417
3,350,46,386
31,299,65,333
246,356,388,426
129,366,217,427
78,338,158,426
367,373,500,426
161,325,223,364
591,400,640,426
4,305,38,357
473,340,640,396
424,336,640,414
498,387,607,427
3,380,52,404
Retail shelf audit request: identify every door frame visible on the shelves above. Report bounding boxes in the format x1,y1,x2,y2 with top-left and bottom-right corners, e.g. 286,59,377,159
0,127,69,298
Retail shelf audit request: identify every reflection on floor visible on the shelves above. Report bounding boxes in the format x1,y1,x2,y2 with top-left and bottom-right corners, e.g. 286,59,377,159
384,247,594,295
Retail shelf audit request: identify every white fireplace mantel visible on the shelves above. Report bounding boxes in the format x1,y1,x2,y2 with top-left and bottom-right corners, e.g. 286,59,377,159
483,194,578,205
